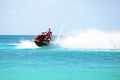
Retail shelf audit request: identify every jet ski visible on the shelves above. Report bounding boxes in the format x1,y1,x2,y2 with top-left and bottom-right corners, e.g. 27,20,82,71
33,33,51,47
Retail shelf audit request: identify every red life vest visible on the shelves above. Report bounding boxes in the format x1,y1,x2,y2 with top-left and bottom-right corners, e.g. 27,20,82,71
46,32,52,39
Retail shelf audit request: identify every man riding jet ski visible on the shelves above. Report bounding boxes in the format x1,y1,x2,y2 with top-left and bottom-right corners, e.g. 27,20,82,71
33,28,52,47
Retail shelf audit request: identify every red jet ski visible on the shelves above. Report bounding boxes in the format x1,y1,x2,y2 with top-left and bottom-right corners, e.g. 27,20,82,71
34,28,52,47
33,34,51,47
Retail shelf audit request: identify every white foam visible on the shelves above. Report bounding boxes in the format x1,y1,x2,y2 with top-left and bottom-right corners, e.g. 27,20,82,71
55,29,120,49
16,40,39,49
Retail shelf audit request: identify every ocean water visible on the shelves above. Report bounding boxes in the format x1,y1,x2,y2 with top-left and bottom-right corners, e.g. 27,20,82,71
0,35,120,80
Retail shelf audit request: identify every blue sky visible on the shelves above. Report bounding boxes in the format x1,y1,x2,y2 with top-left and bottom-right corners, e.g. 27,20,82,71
0,0,120,35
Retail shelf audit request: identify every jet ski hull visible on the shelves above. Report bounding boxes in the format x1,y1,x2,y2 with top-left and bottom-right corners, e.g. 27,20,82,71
34,40,50,47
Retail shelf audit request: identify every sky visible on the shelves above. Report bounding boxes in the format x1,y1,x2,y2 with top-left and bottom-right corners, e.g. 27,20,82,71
0,0,120,35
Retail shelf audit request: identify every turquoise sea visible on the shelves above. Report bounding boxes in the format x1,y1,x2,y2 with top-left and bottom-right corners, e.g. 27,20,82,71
0,35,120,80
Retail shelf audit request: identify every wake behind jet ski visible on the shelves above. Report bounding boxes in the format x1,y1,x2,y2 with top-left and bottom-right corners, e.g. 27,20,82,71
33,28,52,47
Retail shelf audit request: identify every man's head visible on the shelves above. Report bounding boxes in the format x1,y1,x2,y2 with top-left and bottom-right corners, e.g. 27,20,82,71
48,28,51,31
